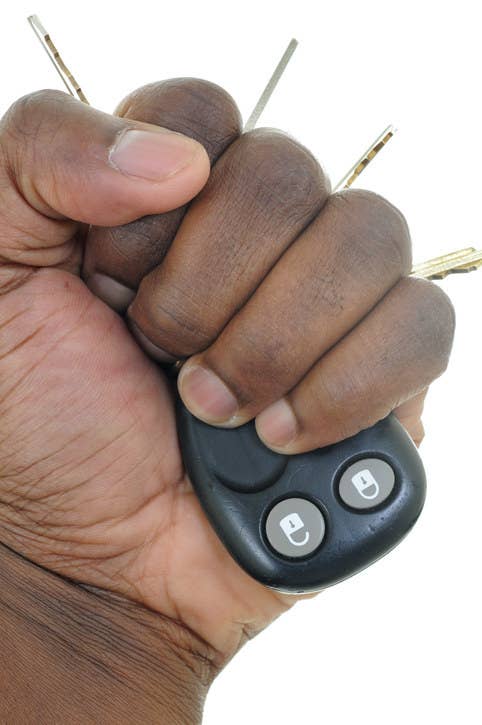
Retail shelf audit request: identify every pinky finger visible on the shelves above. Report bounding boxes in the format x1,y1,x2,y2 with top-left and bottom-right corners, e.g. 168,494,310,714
255,277,455,454
393,389,428,447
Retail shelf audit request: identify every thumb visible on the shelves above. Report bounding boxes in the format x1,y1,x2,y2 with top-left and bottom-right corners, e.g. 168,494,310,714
0,90,210,245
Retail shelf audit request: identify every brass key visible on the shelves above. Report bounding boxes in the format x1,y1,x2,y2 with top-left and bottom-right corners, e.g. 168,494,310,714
27,15,88,104
334,129,482,281
410,248,482,280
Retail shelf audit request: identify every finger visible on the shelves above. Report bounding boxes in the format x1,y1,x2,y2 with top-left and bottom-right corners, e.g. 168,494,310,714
83,79,242,311
0,90,209,271
129,129,331,362
254,277,455,453
393,389,428,446
177,189,411,424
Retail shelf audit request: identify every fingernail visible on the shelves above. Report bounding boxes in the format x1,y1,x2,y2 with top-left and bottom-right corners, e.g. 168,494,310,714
127,319,178,364
256,399,298,448
178,365,238,423
86,273,135,312
109,128,199,181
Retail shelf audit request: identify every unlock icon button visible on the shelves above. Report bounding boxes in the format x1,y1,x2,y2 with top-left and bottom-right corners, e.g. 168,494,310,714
279,512,310,547
265,498,326,558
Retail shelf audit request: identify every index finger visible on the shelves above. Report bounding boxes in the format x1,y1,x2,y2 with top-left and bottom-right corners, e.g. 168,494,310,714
83,78,242,311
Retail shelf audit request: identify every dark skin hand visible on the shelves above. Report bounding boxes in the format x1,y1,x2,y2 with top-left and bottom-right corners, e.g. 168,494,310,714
0,79,455,723
0,542,212,724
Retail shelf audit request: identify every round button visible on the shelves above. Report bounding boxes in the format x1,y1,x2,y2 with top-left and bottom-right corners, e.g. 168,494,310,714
338,458,395,510
206,422,287,493
265,498,325,559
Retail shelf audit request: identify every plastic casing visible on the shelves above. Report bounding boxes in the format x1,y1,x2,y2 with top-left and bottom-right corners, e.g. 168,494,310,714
177,400,426,594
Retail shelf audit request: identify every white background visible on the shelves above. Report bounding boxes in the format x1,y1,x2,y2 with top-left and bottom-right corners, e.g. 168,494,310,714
2,1,481,723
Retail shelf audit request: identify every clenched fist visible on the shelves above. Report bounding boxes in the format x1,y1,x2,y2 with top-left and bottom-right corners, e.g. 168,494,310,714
0,79,454,719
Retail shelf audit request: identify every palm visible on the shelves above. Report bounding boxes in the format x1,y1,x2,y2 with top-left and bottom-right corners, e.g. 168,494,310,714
0,268,288,657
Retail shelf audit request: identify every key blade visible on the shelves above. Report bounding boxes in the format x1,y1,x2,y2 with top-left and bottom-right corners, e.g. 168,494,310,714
244,38,298,132
333,125,396,192
411,248,474,277
411,247,482,279
27,15,89,104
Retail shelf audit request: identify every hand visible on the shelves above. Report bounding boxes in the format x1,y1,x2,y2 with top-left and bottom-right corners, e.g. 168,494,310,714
0,80,454,695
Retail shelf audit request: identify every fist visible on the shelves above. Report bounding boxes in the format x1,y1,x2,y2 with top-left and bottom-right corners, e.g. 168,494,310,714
0,79,454,665
85,82,454,453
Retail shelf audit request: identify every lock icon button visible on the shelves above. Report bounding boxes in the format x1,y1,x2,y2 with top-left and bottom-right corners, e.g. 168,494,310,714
339,458,396,510
351,469,380,500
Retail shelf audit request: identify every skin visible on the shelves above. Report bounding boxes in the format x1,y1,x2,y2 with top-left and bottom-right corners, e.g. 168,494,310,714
0,79,455,722
0,542,213,724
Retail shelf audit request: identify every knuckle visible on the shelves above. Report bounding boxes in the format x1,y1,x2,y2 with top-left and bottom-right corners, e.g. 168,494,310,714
115,78,242,162
329,189,412,274
133,278,217,357
224,129,329,218
85,210,183,289
1,89,69,144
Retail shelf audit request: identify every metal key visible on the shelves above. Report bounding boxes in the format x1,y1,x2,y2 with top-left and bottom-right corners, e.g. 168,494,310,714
411,247,482,280
28,15,88,103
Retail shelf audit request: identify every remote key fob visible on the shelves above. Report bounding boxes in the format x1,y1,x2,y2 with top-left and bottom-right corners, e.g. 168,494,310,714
177,400,426,594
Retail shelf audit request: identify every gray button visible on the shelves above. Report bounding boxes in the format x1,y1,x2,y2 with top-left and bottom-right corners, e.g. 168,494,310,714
339,458,395,510
265,498,325,558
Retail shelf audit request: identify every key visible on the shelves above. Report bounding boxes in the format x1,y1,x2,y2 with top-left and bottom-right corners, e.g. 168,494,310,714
411,247,482,279
27,17,476,593
333,125,396,191
27,15,89,103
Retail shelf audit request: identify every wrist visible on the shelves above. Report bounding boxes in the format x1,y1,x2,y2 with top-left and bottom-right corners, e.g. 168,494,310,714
0,542,217,724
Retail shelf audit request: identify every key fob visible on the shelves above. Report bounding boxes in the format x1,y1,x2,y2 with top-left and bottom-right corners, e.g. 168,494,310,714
177,399,426,594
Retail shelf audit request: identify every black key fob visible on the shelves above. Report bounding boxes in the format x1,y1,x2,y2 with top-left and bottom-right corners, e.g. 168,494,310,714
177,399,426,594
